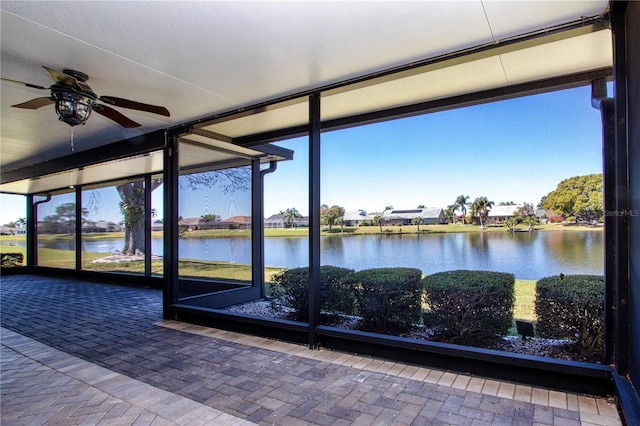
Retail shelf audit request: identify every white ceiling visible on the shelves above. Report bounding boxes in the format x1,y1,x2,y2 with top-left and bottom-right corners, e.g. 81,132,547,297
1,1,610,179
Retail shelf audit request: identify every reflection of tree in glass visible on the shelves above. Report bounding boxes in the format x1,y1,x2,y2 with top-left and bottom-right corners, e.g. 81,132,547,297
40,203,88,234
116,168,250,255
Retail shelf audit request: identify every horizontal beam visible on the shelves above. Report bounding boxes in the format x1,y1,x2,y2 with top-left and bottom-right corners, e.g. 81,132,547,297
1,130,166,185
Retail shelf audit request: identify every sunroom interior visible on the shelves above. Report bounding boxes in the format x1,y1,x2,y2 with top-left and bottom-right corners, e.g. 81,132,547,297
1,1,638,423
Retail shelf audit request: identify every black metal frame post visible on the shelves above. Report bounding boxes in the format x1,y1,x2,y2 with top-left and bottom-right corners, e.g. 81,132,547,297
144,175,152,276
308,93,321,349
251,158,263,297
592,79,616,364
163,134,179,319
75,187,82,271
611,3,631,376
26,194,35,266
259,161,277,298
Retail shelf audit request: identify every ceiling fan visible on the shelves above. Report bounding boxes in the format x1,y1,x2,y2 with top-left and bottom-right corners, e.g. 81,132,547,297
1,66,170,128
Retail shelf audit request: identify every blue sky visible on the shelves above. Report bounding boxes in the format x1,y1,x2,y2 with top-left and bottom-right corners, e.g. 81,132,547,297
1,84,604,224
264,85,604,216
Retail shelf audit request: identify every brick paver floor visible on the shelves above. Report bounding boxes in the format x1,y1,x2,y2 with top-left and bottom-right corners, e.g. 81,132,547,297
0,275,622,425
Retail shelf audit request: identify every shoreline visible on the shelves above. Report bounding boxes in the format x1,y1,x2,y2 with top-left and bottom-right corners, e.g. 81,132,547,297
0,223,603,243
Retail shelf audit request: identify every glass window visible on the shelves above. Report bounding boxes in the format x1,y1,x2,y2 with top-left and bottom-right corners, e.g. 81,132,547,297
317,85,604,362
151,175,164,277
178,143,253,288
35,191,77,268
0,193,27,267
81,179,145,274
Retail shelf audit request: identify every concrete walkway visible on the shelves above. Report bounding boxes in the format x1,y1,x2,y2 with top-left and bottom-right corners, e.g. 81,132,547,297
0,275,622,425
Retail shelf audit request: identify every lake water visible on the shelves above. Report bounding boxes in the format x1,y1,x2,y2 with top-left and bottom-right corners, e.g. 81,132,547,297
40,230,603,280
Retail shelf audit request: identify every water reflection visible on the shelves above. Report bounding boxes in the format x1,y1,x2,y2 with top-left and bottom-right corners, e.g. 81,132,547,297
40,230,603,280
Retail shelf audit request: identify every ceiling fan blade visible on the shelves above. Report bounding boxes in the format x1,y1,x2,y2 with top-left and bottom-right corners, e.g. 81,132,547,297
42,66,82,91
12,97,55,109
0,77,48,90
93,104,141,128
99,96,170,117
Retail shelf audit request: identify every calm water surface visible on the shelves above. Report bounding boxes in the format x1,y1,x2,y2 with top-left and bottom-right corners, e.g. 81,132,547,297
41,230,603,280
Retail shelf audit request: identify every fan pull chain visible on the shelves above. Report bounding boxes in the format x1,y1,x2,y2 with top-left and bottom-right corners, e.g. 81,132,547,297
70,128,75,152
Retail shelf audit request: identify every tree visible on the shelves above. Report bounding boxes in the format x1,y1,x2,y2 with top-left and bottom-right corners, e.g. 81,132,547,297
117,180,160,255
416,204,425,209
373,214,384,232
444,204,457,224
471,196,494,227
537,195,547,209
321,205,345,230
411,216,423,232
454,195,469,224
40,203,88,234
116,168,250,255
540,173,603,222
505,216,518,232
201,214,221,221
282,207,302,228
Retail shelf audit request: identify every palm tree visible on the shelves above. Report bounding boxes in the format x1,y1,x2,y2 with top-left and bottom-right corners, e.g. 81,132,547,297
454,195,469,224
412,216,423,232
445,204,457,224
282,207,302,228
471,196,494,227
373,214,384,232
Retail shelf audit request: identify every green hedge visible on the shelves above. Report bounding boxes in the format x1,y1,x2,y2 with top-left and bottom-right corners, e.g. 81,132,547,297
423,270,515,345
345,267,423,334
535,275,604,354
268,266,355,321
1,252,24,267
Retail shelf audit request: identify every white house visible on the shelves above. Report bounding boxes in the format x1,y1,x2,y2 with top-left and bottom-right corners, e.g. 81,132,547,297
382,208,445,225
487,205,521,224
342,210,375,226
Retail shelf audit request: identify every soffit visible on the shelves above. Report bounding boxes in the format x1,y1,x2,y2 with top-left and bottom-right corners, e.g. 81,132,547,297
197,28,612,140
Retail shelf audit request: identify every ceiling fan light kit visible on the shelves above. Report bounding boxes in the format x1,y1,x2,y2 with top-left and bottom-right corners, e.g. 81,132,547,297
52,90,95,126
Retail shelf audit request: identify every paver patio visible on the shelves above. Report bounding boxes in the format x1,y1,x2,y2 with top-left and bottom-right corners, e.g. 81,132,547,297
0,275,622,425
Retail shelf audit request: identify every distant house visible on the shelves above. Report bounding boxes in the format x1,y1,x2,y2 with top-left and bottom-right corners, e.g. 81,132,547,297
178,217,219,231
152,220,163,232
264,213,309,228
82,220,123,233
223,216,252,229
382,208,445,225
486,205,520,224
0,226,15,235
535,209,553,223
343,210,374,226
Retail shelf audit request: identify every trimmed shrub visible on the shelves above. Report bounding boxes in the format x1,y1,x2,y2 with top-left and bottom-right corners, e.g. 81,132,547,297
1,253,24,267
423,270,515,345
535,275,604,354
269,266,355,321
346,267,423,334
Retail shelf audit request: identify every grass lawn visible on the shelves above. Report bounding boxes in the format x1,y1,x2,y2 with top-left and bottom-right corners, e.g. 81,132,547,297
3,243,538,316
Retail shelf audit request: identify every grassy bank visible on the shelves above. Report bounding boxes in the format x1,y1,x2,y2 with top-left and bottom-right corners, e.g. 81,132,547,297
0,223,601,245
